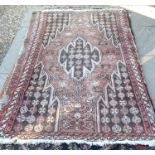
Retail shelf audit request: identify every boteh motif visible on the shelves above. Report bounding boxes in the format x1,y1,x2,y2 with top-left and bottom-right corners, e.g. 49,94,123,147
0,10,155,145
59,37,101,80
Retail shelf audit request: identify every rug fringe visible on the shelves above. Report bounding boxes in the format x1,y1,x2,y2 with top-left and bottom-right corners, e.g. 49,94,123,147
40,8,125,13
0,138,155,147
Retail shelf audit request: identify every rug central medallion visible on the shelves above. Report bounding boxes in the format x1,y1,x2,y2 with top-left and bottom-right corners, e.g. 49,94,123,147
58,37,101,80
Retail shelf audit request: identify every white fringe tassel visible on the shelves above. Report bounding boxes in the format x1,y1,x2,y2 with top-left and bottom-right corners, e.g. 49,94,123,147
0,137,155,147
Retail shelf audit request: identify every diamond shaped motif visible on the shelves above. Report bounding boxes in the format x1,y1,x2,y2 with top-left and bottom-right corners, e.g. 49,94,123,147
58,37,101,80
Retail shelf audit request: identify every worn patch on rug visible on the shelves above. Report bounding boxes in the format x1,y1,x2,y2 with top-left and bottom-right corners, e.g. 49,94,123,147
0,9,155,146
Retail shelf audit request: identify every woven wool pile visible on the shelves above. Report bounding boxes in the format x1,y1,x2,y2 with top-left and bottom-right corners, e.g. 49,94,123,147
0,9,155,146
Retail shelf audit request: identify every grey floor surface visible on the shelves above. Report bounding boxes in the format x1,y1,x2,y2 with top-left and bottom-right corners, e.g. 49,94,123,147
0,7,155,106
0,6,30,65
129,11,155,106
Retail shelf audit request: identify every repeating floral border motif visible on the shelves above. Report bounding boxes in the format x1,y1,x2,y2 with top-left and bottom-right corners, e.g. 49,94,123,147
117,10,155,131
0,9,155,145
0,12,46,133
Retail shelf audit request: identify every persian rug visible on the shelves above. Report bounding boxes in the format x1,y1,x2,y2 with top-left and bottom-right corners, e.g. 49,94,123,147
0,9,155,146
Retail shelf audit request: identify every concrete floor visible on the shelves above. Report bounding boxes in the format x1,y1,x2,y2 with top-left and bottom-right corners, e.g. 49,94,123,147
0,6,30,65
129,11,155,106
0,7,155,106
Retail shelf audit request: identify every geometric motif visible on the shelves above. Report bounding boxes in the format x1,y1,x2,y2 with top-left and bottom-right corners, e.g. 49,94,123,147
58,37,101,80
42,12,69,47
97,61,145,134
12,63,60,133
92,11,120,47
